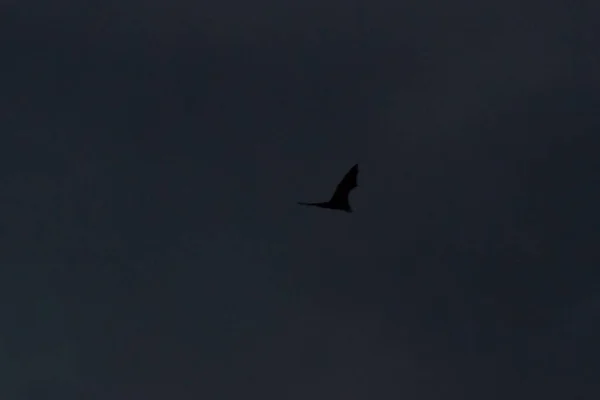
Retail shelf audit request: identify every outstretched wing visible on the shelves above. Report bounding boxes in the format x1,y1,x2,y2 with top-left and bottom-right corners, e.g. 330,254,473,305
329,164,358,203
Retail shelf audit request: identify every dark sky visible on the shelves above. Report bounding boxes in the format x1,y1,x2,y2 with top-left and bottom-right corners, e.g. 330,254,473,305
2,1,600,398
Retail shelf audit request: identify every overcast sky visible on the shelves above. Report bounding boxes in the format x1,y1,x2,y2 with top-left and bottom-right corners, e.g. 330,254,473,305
2,1,599,399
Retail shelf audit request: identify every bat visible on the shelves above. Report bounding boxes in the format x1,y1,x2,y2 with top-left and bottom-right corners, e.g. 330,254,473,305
298,164,359,213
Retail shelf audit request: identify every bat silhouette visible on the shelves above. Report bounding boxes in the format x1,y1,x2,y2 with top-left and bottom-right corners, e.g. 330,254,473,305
298,164,359,213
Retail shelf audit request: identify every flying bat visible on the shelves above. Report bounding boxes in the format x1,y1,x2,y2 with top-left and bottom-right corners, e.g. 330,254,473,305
298,164,359,213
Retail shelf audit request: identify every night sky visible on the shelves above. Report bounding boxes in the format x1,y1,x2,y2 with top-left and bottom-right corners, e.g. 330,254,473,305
2,1,600,399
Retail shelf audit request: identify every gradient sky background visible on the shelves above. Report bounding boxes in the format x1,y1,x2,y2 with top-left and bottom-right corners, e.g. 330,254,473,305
2,1,600,399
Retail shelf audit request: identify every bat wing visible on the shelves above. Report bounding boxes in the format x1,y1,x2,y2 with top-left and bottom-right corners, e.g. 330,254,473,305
329,164,358,203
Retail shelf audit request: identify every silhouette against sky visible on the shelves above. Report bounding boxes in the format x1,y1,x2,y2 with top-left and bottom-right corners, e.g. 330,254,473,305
298,164,358,212
2,1,600,399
